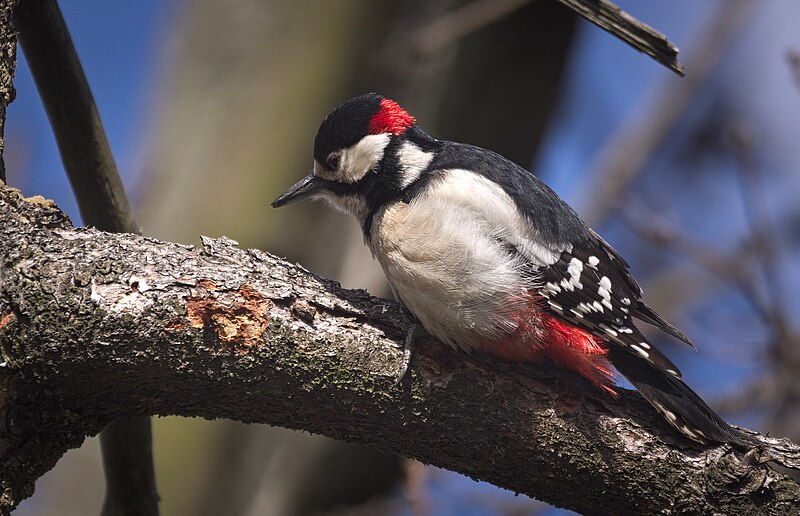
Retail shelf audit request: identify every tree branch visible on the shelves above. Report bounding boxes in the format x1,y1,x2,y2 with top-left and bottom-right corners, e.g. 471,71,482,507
13,0,137,233
555,0,684,76
0,184,798,515
0,0,14,184
407,0,685,76
788,48,800,91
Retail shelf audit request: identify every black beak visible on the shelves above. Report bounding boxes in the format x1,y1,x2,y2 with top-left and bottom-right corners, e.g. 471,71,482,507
272,174,325,208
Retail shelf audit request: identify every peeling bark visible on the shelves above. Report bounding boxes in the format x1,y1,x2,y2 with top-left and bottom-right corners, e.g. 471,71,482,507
0,185,798,515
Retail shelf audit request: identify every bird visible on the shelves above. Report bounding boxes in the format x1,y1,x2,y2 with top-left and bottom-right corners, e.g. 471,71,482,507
273,92,754,447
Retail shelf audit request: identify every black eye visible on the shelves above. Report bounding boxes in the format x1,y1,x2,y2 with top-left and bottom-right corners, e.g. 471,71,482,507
326,154,340,170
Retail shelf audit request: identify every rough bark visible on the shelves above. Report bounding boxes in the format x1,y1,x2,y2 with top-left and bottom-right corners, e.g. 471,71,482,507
0,185,798,515
0,0,14,183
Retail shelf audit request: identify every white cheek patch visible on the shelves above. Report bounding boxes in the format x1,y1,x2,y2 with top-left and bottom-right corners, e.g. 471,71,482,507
339,133,391,183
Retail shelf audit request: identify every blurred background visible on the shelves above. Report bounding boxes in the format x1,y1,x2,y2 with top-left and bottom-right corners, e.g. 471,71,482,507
7,0,800,514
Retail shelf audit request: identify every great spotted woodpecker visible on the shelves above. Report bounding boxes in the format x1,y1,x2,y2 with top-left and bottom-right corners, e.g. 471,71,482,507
273,92,753,447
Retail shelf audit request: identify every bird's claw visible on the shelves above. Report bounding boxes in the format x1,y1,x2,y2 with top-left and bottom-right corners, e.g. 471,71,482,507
393,314,424,387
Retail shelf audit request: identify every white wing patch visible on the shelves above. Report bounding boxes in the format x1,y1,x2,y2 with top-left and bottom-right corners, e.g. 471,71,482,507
544,282,562,295
629,344,649,358
598,275,613,310
536,244,684,377
418,169,563,266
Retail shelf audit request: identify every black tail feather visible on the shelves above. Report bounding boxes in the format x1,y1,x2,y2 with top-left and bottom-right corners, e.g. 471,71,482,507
633,302,696,349
608,346,755,448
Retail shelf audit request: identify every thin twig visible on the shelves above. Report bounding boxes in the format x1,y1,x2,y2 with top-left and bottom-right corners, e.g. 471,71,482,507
13,1,157,514
624,194,800,438
622,197,774,323
713,377,778,415
623,198,743,281
726,126,791,332
411,0,685,75
725,125,800,437
403,459,430,516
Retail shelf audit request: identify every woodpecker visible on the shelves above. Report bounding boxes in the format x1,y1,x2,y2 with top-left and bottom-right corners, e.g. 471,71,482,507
273,93,753,447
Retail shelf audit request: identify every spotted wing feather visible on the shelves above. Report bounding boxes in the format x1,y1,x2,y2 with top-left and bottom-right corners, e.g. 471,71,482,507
536,244,683,378
532,243,761,446
588,230,694,348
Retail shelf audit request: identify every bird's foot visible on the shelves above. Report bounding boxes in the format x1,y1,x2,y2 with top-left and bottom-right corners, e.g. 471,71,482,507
393,312,425,387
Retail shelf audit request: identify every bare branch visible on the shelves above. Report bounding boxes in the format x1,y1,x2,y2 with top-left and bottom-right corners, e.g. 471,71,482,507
623,195,800,439
726,126,792,329
725,125,800,437
0,0,12,184
713,378,779,416
1,186,799,514
622,197,779,324
13,0,137,233
622,198,745,280
555,0,684,75
408,0,687,76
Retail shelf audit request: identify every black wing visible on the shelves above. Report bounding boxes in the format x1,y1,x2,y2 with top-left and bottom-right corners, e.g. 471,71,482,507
535,239,758,446
536,240,685,378
536,234,761,445
587,229,693,347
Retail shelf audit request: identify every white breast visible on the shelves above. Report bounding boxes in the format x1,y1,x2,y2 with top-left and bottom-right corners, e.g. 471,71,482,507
368,169,557,351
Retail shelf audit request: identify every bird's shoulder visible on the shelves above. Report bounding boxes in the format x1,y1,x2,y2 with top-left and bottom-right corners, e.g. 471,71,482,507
405,140,595,250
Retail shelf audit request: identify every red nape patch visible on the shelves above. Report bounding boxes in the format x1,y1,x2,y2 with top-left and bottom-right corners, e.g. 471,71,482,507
539,315,617,395
369,98,415,135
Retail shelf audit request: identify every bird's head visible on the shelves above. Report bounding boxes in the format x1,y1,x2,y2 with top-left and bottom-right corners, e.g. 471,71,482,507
272,93,436,222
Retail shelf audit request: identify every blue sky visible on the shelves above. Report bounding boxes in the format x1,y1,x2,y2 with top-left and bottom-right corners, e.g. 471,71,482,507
7,0,169,221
